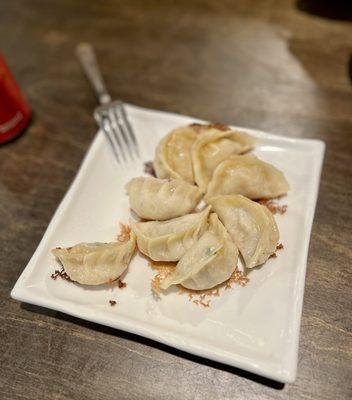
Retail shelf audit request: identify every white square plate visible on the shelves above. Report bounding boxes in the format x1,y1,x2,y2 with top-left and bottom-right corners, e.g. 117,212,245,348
11,104,325,383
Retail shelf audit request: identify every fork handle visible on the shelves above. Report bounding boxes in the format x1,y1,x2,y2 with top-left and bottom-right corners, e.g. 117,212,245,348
76,43,111,105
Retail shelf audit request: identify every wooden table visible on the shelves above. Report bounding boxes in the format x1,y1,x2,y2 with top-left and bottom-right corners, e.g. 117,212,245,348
1,1,351,399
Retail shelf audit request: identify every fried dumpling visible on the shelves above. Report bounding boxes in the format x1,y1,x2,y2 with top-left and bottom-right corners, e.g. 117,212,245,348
192,129,255,191
208,195,279,269
160,213,238,291
205,154,289,200
131,206,211,261
153,123,238,184
51,232,136,285
125,177,202,220
153,125,199,183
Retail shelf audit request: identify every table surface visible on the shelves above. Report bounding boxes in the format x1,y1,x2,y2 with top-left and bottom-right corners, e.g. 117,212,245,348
1,1,351,399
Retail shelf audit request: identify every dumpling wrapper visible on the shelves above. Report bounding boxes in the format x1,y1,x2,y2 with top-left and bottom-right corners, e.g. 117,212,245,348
131,206,211,262
205,154,290,200
51,232,136,285
160,213,238,291
208,195,279,269
154,125,199,183
153,123,240,184
125,177,202,220
192,129,255,191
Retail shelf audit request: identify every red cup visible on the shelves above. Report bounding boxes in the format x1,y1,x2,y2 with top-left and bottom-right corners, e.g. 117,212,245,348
0,53,31,144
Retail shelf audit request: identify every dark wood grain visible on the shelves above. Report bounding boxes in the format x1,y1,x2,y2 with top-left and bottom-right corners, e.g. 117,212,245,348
0,0,351,399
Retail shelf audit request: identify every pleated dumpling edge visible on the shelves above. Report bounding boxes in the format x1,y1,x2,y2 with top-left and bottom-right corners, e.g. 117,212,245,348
192,129,255,191
131,205,211,262
159,212,239,291
208,195,279,269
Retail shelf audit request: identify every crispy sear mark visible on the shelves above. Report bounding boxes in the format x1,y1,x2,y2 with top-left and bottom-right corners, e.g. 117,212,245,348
258,199,288,215
189,122,230,133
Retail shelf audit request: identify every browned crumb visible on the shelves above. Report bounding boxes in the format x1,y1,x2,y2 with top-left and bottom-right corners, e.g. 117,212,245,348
193,299,211,308
209,122,230,131
189,123,204,132
178,284,221,299
225,267,249,288
258,199,288,215
143,161,156,177
104,278,127,287
270,243,284,259
177,267,249,308
50,267,73,282
118,279,126,289
150,261,176,293
151,273,163,293
109,300,117,306
116,223,131,243
149,260,177,273
148,259,249,308
178,289,214,308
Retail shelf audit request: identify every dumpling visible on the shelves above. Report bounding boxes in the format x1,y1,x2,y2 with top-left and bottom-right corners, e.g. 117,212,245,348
51,232,136,285
205,154,289,200
208,195,279,268
192,129,255,191
153,123,240,184
125,177,202,220
160,213,238,291
154,125,199,183
131,206,211,261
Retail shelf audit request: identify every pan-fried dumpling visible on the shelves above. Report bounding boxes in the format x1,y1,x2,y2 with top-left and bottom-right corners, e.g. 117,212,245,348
192,129,255,191
51,233,136,285
153,123,236,184
205,154,289,200
154,125,199,183
208,195,279,269
131,206,211,261
125,177,202,220
160,213,238,291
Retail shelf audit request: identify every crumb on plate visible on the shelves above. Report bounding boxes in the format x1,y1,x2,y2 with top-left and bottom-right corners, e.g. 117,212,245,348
145,262,249,308
50,267,73,282
116,223,131,243
118,279,126,288
143,161,156,177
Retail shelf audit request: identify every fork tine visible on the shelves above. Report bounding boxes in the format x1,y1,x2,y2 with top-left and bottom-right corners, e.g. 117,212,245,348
101,117,124,164
111,108,134,160
94,102,139,165
118,104,140,157
106,111,128,163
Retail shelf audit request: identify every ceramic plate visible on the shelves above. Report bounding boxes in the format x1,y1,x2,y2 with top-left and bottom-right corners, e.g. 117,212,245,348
11,104,325,383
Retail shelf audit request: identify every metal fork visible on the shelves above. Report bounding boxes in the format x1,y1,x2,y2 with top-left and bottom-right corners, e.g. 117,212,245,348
76,43,139,163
